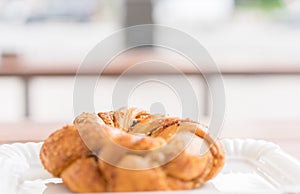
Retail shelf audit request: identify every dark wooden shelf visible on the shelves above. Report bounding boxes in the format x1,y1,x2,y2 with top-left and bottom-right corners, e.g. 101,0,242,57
1,49,300,76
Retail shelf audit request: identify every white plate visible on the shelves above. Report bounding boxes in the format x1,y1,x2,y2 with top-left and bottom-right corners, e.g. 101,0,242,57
0,139,300,194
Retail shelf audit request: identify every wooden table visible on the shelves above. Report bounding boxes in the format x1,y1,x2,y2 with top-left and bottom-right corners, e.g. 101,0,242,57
0,120,299,160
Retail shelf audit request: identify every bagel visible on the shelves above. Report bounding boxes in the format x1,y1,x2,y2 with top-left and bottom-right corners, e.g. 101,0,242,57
40,107,225,192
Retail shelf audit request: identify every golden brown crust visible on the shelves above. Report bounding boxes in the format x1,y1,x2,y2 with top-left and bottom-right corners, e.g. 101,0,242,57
100,124,166,150
40,125,91,177
163,151,212,181
61,157,106,192
99,160,169,192
165,176,194,190
98,111,115,127
150,118,180,141
203,139,226,181
40,108,225,192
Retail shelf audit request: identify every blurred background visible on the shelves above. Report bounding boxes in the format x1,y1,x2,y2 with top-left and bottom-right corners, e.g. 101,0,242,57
0,0,300,158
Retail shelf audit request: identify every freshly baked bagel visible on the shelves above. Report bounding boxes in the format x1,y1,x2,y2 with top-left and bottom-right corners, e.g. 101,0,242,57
40,107,225,192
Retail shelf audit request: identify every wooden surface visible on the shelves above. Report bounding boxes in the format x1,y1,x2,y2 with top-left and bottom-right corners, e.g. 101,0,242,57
1,49,300,76
0,120,299,160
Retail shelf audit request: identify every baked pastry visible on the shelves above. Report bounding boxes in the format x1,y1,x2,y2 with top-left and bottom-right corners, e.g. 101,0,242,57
40,107,225,192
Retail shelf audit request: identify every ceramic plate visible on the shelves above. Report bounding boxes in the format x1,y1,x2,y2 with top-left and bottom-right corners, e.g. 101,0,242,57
1,139,300,194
